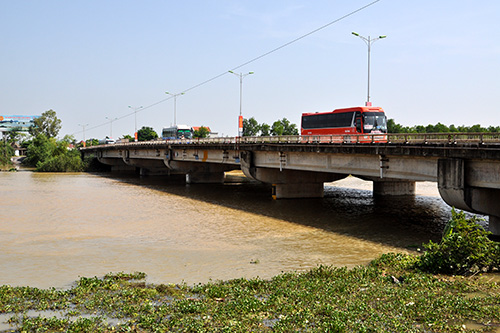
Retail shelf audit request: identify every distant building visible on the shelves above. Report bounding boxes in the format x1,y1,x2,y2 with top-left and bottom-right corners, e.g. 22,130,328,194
10,143,26,156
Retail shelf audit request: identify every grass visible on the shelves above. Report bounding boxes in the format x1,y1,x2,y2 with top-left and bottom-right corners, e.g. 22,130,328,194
1,258,499,332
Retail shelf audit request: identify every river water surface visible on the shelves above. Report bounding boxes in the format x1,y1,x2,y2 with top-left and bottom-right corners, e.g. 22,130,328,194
0,171,472,289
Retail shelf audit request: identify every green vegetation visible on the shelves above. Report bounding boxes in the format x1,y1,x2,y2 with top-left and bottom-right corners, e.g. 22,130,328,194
1,211,499,332
23,134,84,172
243,117,298,136
20,110,84,172
193,126,210,139
418,210,500,275
1,126,30,170
388,119,500,134
137,126,159,141
29,109,62,138
0,140,15,170
121,134,134,142
82,138,100,147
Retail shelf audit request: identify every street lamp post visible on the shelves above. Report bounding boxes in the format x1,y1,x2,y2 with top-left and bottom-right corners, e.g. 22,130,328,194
229,70,254,137
105,117,118,138
352,32,386,106
128,105,143,142
165,92,185,126
78,123,89,147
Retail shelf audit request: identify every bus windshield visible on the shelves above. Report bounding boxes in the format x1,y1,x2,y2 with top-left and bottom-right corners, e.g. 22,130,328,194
178,129,192,139
363,112,387,133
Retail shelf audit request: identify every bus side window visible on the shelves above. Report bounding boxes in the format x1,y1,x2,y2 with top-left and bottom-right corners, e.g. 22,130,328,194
356,118,362,133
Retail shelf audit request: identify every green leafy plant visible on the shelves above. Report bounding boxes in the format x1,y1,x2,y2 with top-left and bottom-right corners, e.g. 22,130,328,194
417,209,500,275
193,126,210,139
23,134,84,172
137,126,158,141
0,140,15,169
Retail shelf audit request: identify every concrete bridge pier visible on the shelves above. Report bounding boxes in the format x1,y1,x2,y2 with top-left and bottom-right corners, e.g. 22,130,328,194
166,161,236,184
139,167,173,176
357,175,416,196
241,150,346,198
186,171,225,184
373,179,416,196
123,159,171,176
271,182,325,199
438,158,500,235
97,157,136,173
489,216,500,236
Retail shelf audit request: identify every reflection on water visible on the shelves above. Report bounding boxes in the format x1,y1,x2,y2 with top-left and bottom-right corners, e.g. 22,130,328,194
0,171,472,289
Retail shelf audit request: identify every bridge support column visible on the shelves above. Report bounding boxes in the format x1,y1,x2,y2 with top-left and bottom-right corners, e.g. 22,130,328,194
373,180,416,196
97,157,136,173
139,167,171,176
241,150,346,199
165,161,235,184
186,171,225,184
111,165,137,173
489,216,500,236
272,183,324,199
438,158,500,236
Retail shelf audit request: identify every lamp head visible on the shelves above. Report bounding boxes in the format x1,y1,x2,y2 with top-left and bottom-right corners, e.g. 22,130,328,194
351,32,360,36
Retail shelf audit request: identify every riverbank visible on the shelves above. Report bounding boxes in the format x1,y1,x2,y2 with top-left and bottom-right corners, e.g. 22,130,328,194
1,255,499,332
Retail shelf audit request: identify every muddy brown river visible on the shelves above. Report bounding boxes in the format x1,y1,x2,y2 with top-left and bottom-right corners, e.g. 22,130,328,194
0,170,475,289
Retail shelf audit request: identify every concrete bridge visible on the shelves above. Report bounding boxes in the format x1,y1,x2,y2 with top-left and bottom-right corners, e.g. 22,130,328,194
81,133,500,235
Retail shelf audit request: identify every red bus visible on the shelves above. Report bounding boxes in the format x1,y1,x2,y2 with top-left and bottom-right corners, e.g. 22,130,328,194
301,106,387,142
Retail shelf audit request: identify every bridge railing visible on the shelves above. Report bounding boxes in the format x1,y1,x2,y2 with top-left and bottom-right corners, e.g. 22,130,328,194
82,132,500,149
387,133,500,144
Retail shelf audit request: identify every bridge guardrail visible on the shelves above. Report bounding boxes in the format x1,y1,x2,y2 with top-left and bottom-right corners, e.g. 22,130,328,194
80,132,500,149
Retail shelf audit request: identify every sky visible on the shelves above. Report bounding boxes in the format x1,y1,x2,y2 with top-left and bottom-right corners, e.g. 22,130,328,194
1,0,499,141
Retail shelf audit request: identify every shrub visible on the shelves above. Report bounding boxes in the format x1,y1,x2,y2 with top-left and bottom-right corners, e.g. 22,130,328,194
0,141,14,168
417,210,500,275
36,149,84,172
24,134,84,172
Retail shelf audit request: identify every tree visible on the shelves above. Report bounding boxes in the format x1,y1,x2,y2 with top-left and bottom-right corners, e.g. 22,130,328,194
29,109,62,138
0,139,15,169
387,118,410,133
193,126,210,139
271,120,284,136
243,117,260,136
271,118,298,136
23,134,56,167
122,134,134,142
61,134,75,145
385,119,499,134
137,126,158,141
469,124,486,133
4,127,25,144
23,134,83,171
260,123,270,136
85,138,99,147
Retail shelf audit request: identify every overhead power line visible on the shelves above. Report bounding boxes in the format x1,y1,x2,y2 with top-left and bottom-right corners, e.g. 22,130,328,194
75,0,381,137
